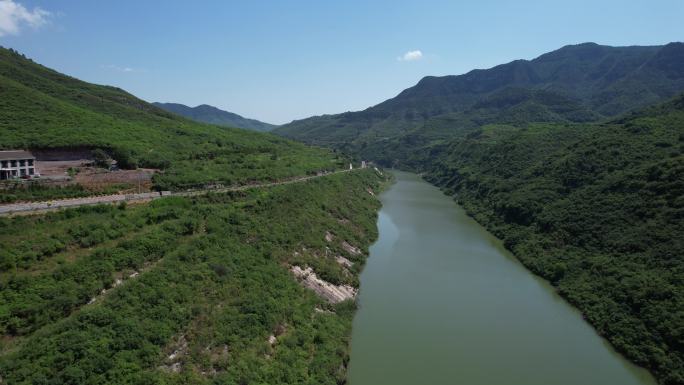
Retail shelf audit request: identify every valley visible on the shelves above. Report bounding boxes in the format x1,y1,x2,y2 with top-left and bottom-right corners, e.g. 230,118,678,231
0,33,682,385
275,42,684,385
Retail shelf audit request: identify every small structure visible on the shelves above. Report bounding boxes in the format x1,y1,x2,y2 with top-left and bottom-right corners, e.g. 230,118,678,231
349,163,353,170
0,150,36,180
361,160,367,169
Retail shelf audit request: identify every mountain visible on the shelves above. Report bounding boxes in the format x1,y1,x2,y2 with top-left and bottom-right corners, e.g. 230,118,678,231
153,102,276,132
274,42,684,384
0,46,386,385
275,42,684,148
0,47,337,191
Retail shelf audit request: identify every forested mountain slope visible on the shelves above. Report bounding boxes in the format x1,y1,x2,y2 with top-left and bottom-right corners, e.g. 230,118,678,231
410,96,683,384
0,47,336,190
275,42,684,148
0,170,386,384
275,42,684,384
0,46,392,385
153,102,276,132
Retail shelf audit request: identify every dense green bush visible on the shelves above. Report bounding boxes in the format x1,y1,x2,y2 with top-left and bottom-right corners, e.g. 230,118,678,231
110,147,137,170
91,148,111,168
0,170,385,384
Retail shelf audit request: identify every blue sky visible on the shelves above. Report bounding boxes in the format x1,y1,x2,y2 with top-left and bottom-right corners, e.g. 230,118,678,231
1,0,682,124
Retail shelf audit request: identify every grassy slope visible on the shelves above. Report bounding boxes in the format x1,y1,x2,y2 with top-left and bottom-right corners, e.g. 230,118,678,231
419,96,684,384
0,169,385,384
0,47,337,191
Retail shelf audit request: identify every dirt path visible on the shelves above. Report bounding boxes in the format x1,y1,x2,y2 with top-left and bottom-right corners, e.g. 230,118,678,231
0,169,355,216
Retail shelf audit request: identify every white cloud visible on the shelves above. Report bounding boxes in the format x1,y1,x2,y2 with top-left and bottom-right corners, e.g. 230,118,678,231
102,64,145,73
0,0,50,37
398,50,423,62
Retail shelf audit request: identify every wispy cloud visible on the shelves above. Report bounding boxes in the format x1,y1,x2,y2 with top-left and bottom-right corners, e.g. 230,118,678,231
0,0,50,37
102,64,146,73
398,50,423,62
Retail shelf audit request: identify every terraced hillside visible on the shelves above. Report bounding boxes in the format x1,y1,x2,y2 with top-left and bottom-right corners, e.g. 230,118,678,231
0,47,339,195
0,169,386,384
0,47,392,384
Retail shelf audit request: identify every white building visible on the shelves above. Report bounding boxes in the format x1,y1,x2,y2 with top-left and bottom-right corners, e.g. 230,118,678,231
0,150,37,180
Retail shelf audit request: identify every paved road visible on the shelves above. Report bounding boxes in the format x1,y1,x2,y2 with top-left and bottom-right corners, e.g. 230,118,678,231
0,169,356,216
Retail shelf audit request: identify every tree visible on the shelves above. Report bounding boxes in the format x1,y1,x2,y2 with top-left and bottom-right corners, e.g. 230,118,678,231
111,147,138,170
92,148,111,169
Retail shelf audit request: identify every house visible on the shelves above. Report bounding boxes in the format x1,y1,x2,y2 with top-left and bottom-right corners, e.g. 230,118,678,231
0,150,37,180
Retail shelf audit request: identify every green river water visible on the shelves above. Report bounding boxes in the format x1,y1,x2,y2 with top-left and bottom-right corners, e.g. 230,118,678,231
346,171,656,385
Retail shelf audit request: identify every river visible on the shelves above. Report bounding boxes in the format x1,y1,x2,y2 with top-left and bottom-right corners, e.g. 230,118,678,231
346,171,656,385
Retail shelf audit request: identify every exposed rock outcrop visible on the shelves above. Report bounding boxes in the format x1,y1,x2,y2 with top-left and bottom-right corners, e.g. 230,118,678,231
159,335,188,373
335,256,353,268
290,265,357,303
341,241,361,256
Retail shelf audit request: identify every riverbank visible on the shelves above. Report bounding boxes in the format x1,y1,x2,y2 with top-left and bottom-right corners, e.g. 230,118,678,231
347,171,657,385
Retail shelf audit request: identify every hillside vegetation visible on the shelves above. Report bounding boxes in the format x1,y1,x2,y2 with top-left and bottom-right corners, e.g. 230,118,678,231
0,47,392,385
413,96,684,384
0,169,385,384
356,96,684,384
0,47,337,192
153,102,276,132
274,42,684,384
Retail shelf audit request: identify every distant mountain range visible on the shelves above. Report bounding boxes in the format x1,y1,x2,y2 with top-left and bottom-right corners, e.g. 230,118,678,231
153,102,276,132
275,42,684,148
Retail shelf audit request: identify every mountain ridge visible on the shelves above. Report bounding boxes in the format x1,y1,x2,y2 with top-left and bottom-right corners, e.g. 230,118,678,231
275,42,684,147
153,102,276,132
